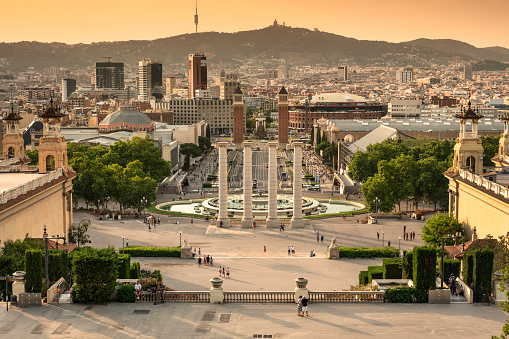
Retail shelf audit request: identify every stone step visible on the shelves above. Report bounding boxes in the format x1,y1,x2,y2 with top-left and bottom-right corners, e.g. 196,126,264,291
55,291,71,304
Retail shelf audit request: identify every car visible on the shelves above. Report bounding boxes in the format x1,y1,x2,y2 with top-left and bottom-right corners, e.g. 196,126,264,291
261,140,267,143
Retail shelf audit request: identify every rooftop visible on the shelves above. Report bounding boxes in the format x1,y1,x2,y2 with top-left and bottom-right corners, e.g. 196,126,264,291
0,172,45,192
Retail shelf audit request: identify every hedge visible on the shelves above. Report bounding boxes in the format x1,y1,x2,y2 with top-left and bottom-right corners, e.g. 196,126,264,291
440,259,461,282
207,175,217,181
25,249,43,293
462,252,474,287
118,283,135,303
119,246,181,257
473,248,494,303
383,258,403,279
337,246,399,259
117,254,131,279
403,251,413,279
386,286,428,303
130,262,141,279
203,183,212,188
413,247,437,291
47,250,69,282
359,271,369,285
72,247,118,303
368,266,383,283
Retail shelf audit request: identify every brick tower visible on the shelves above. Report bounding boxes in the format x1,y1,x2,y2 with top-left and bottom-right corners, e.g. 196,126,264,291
2,104,27,160
233,86,244,145
278,86,289,144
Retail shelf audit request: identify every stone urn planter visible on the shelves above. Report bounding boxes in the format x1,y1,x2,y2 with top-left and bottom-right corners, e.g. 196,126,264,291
210,277,224,289
295,278,308,289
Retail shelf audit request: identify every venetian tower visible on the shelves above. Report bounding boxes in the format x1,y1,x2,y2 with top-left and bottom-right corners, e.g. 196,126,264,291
2,104,27,160
37,99,72,173
233,86,244,145
491,113,509,167
278,86,289,144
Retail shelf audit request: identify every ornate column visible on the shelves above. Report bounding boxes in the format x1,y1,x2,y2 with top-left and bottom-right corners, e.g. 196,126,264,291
266,142,279,227
241,142,254,227
291,142,304,228
217,142,230,227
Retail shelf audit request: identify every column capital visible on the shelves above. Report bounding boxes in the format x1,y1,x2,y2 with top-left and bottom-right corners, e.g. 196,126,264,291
217,141,228,147
242,141,253,148
268,141,278,147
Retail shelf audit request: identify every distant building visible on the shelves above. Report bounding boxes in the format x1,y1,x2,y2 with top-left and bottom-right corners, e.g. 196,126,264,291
387,99,422,118
416,77,440,86
99,104,155,133
430,95,458,108
61,78,76,102
338,66,348,81
396,67,413,83
220,74,240,100
188,53,207,98
464,64,473,80
18,87,55,103
165,77,177,95
95,61,124,90
139,59,163,101
233,86,245,144
278,65,289,81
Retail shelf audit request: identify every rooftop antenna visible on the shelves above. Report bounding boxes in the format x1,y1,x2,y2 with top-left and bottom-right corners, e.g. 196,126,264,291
194,0,199,34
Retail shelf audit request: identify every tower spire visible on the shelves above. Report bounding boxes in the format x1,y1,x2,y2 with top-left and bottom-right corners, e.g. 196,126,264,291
194,0,198,34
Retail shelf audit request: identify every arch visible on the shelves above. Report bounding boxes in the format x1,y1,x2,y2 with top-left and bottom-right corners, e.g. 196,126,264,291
46,155,55,172
7,147,15,157
466,156,476,173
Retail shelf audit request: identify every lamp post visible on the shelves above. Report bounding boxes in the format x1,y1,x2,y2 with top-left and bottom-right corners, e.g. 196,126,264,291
374,197,380,223
43,225,66,291
122,234,125,253
382,230,385,247
141,197,147,219
179,231,182,247
398,236,401,255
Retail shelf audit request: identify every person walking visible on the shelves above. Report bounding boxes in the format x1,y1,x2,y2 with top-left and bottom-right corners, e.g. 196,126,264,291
206,255,210,266
210,257,213,266
317,234,320,242
198,248,201,255
198,257,202,267
219,266,222,277
126,239,129,247
377,232,380,240
388,240,391,247
288,246,291,256
222,266,226,277
297,296,303,316
321,235,324,243
54,285,61,305
292,246,295,255
226,268,230,279
301,295,309,316
203,255,206,265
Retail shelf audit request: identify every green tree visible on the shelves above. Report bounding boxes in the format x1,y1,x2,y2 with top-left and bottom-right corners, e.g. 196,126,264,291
421,212,464,247
378,155,418,211
180,143,203,171
416,157,449,209
246,117,256,129
25,149,38,165
310,125,314,145
69,220,91,247
198,136,212,151
481,135,501,167
264,110,273,126
361,173,399,213
206,125,211,139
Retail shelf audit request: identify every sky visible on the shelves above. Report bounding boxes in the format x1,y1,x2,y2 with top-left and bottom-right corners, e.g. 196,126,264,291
1,0,509,48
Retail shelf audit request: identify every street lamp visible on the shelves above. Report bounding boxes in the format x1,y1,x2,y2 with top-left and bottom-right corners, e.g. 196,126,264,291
382,230,385,247
43,226,66,291
141,197,147,219
398,237,401,256
374,197,380,223
122,234,125,253
179,231,182,247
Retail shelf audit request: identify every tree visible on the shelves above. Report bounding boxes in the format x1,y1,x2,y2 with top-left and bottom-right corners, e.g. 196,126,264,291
310,125,314,145
206,125,211,139
481,135,500,167
69,220,91,247
361,173,399,213
198,136,212,151
416,157,449,209
378,155,418,211
25,149,38,165
246,117,256,130
421,212,464,247
180,143,203,172
264,110,273,126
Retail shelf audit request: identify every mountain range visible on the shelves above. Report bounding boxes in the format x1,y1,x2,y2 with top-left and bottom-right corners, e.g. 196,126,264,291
0,25,508,72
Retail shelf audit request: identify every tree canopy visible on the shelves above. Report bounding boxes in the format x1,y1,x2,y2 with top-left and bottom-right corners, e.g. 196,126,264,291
421,212,464,247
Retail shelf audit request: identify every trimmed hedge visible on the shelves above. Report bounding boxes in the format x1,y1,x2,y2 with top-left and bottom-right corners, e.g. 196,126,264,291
130,262,141,279
359,271,369,285
47,250,69,282
72,247,118,303
440,259,461,282
462,252,474,287
118,283,135,303
403,251,413,279
413,247,437,291
203,183,212,188
473,248,494,303
383,258,403,279
117,254,131,279
120,246,181,257
368,266,383,283
25,249,43,293
387,286,428,303
337,246,399,259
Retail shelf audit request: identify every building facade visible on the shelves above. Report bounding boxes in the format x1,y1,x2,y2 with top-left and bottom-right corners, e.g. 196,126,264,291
95,61,124,90
188,53,207,99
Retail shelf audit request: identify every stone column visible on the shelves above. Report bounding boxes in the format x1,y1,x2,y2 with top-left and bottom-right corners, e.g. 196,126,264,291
241,142,254,227
217,142,230,227
294,277,309,303
266,142,279,228
292,142,305,228
12,271,26,300
210,277,224,304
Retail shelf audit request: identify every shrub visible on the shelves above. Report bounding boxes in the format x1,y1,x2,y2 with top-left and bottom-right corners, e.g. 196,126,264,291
337,246,399,259
462,252,474,287
203,183,212,188
440,259,461,282
117,283,135,303
117,254,131,279
25,249,43,293
368,266,383,283
207,175,217,181
413,247,437,291
47,250,69,282
120,246,181,257
473,248,494,303
358,271,369,285
141,269,163,281
383,258,403,279
387,286,428,303
130,262,141,279
72,247,118,303
402,251,413,279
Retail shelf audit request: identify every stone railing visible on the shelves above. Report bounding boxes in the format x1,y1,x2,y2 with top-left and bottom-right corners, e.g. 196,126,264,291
47,278,69,304
309,291,385,303
223,291,294,303
0,168,63,204
455,278,473,304
0,156,21,166
136,291,210,303
458,168,509,199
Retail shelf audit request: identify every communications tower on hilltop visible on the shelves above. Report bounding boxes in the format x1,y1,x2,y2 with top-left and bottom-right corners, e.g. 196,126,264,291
194,0,199,33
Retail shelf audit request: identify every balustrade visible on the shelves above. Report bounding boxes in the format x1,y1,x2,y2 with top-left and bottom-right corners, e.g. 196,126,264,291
223,291,294,303
309,291,385,303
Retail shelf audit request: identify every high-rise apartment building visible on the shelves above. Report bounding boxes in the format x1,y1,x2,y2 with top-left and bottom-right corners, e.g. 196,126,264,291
338,66,348,81
166,77,177,95
220,74,240,100
396,67,413,83
464,64,473,80
233,86,244,144
61,78,76,102
95,61,124,90
188,53,207,98
139,59,163,101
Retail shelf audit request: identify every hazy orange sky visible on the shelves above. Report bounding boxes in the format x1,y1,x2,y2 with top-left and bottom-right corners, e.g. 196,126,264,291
2,0,508,48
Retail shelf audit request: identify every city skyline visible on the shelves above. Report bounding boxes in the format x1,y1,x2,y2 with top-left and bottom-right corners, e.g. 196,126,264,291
1,0,508,49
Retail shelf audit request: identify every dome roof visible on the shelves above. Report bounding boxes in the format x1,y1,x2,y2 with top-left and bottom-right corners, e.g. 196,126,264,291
301,92,368,105
331,126,340,132
100,105,153,126
344,134,355,142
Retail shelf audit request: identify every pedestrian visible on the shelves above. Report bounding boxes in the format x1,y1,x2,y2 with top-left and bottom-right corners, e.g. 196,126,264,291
288,246,291,256
301,295,309,316
54,285,61,305
126,239,129,247
413,231,416,240
198,248,201,255
343,215,346,220
297,296,303,316
222,266,226,276
377,232,380,240
198,257,202,267
148,224,151,231
206,255,210,265
226,268,230,279
210,257,213,266
388,240,391,247
317,234,319,242
157,217,160,224
292,246,295,255
264,246,266,253
321,235,324,243
404,225,406,233
203,255,206,265
219,266,222,277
